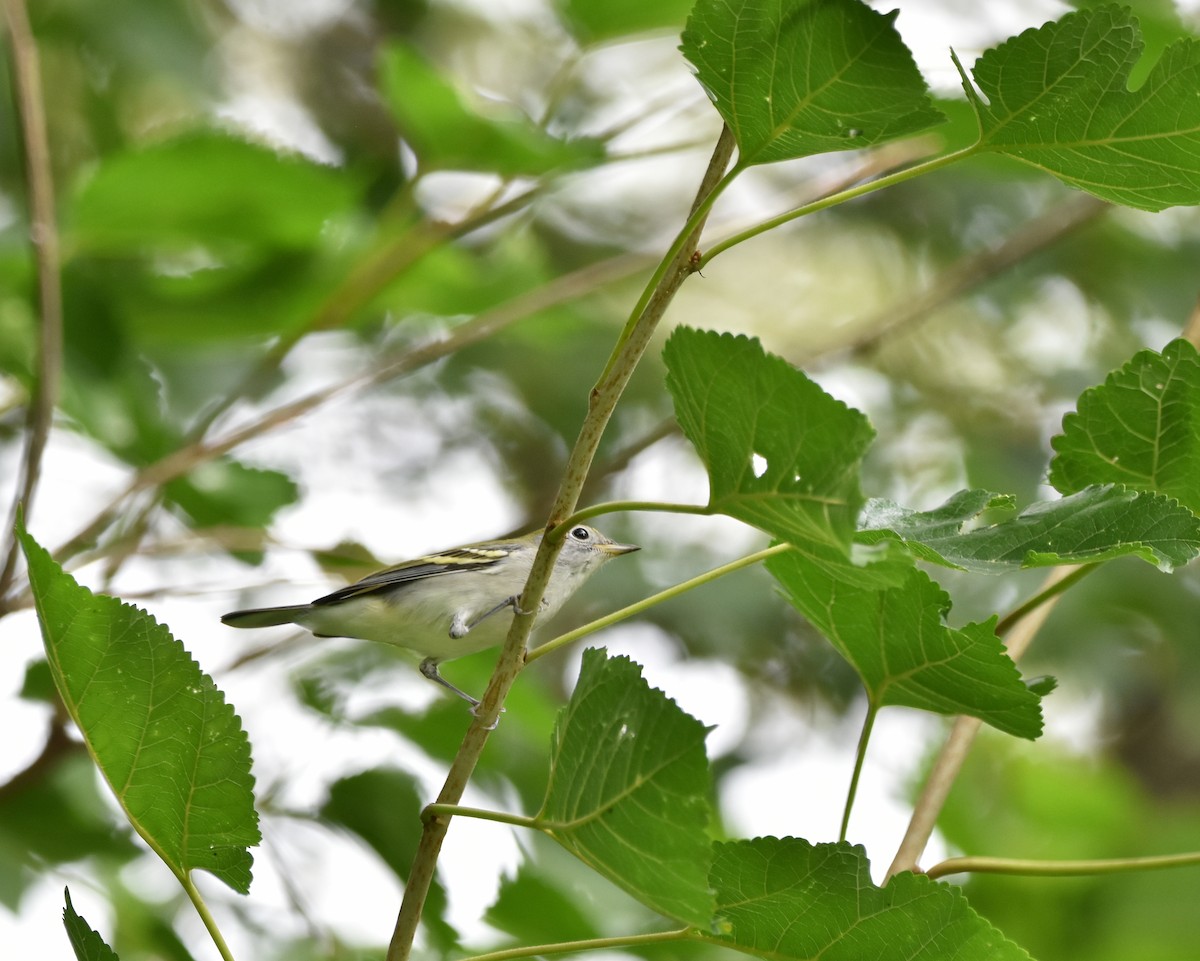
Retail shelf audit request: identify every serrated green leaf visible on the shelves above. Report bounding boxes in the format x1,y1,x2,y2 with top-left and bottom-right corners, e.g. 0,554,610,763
19,523,260,893
63,888,121,961
68,131,359,251
536,649,713,925
710,838,1031,960
378,43,604,175
959,6,1200,210
664,327,874,551
680,0,944,166
860,485,1200,572
767,546,1043,738
1050,339,1200,511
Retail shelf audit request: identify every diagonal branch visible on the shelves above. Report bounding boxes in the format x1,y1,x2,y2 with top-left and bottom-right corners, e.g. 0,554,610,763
384,124,739,961
0,0,64,602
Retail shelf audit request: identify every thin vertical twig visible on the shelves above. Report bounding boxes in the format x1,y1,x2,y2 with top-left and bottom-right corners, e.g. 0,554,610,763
384,125,738,961
0,0,63,602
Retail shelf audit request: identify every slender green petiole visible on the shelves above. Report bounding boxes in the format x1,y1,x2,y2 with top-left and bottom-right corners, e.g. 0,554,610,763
527,542,793,664
840,702,878,843
180,873,237,961
698,144,980,268
423,803,538,830
926,850,1200,882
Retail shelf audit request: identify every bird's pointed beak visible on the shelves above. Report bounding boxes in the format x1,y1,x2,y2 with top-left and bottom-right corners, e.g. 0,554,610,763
600,541,640,556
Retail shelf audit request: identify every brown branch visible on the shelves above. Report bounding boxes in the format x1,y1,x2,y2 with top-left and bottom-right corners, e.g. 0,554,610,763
0,0,63,601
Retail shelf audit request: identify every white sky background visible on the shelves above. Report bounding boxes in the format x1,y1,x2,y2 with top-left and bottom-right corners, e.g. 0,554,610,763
0,0,1145,955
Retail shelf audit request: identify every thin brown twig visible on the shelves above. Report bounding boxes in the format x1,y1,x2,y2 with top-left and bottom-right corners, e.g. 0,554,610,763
0,0,64,601
884,565,1076,881
846,193,1108,358
33,249,652,579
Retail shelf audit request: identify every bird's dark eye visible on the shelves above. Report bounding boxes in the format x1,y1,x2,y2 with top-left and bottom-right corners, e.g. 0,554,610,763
570,526,590,541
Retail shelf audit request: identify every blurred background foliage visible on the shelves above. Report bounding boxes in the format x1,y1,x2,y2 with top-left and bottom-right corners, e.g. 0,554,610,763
4,0,1200,959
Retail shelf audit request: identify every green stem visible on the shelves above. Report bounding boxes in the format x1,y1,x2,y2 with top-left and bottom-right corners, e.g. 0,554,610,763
180,873,236,961
840,702,877,843
602,156,742,381
551,500,713,538
526,543,794,665
423,803,537,829
385,125,737,961
926,850,1200,882
461,928,693,961
995,563,1097,638
698,144,979,268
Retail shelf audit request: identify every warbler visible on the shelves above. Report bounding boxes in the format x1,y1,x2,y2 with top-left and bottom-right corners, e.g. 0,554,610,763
221,524,638,705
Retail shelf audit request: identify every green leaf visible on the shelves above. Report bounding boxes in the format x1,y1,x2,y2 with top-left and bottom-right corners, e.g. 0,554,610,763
68,131,359,251
959,6,1200,210
486,861,602,944
1050,339,1200,511
558,0,693,42
860,485,1200,573
64,888,121,961
19,523,260,893
710,838,1031,960
664,327,874,551
681,0,944,166
378,43,604,175
320,767,458,952
165,459,298,532
536,649,713,925
767,546,1043,738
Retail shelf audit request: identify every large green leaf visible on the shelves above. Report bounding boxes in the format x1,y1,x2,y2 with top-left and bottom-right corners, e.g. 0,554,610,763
536,649,713,925
959,7,1200,210
664,327,874,551
680,0,944,166
19,523,260,893
1050,339,1200,511
767,546,1043,738
708,838,1031,960
378,43,604,175
68,131,359,251
63,888,121,961
860,484,1200,573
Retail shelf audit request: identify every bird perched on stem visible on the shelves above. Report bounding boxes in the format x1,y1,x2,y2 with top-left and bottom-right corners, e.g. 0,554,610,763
222,524,638,706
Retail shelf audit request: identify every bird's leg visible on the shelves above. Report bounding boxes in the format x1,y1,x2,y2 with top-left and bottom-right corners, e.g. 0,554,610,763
419,657,502,729
419,657,480,707
448,594,537,638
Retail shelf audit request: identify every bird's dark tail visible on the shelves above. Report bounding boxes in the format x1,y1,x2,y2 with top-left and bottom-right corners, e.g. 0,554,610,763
221,605,309,628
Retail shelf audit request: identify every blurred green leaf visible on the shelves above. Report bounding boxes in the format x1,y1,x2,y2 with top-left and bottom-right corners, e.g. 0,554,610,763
378,43,604,175
0,752,137,874
558,0,693,42
68,131,359,252
960,7,1200,210
485,861,602,943
767,546,1043,738
19,523,261,893
321,768,425,879
536,649,713,925
165,459,298,531
681,0,944,166
63,888,121,961
1051,339,1200,510
860,484,1200,572
664,327,874,551
710,838,1031,960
